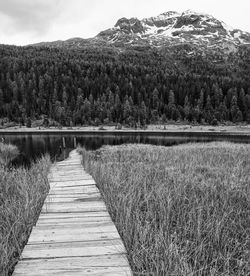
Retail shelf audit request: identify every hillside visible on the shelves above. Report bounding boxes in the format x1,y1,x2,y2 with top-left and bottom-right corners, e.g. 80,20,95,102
32,10,250,51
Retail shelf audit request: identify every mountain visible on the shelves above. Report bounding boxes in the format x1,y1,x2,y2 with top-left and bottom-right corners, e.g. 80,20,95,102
0,10,250,127
98,10,250,50
31,10,250,53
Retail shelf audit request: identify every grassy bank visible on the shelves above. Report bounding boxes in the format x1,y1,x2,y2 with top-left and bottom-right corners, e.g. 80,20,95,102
0,143,19,167
0,143,51,275
80,143,250,275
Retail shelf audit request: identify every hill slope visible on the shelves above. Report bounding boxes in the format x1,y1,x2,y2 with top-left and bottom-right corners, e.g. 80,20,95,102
32,10,250,53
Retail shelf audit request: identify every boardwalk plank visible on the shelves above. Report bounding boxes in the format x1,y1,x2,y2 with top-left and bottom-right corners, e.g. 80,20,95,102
38,211,109,219
50,180,96,188
35,217,112,227
28,226,120,244
28,232,120,244
49,186,99,194
14,266,130,276
50,179,96,184
21,239,126,259
42,201,106,213
44,196,102,203
13,255,131,276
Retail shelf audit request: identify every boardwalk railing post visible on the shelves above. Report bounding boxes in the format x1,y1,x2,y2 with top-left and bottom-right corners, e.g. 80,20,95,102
74,137,77,148
62,137,66,148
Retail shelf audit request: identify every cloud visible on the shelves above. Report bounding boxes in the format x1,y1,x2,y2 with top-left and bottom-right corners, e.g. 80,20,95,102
0,0,66,36
0,0,249,46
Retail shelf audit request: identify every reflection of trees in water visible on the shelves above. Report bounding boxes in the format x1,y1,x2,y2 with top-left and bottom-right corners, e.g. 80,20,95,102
1,134,249,166
75,135,210,150
10,153,30,168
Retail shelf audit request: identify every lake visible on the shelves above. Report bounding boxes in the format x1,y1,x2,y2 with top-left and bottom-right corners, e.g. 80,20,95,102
0,132,249,167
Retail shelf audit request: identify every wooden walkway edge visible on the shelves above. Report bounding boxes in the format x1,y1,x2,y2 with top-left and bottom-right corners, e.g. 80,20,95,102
13,150,132,276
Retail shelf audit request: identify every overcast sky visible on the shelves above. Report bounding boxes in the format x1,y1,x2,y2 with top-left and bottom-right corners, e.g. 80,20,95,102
0,0,249,46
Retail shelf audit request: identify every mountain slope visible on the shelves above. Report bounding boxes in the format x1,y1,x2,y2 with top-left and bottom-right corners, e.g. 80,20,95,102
97,10,250,52
31,10,250,53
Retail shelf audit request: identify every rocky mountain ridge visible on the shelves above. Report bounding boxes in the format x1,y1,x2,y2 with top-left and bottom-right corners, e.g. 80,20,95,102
31,10,250,53
97,10,250,51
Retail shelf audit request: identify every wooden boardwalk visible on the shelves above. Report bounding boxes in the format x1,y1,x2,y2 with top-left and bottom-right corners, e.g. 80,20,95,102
13,150,132,276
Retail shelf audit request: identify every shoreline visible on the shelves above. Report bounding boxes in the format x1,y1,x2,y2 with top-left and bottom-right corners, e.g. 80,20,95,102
0,127,250,139
0,124,250,137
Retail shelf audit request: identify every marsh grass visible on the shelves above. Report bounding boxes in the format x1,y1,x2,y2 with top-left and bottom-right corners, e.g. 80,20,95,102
80,142,250,275
0,143,19,167
0,143,51,275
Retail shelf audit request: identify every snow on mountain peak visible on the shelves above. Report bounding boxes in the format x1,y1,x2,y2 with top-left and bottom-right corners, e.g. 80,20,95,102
30,10,250,53
96,10,250,49
221,21,234,33
152,11,180,20
182,9,210,17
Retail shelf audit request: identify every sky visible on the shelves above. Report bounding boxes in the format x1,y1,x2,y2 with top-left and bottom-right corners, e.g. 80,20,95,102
0,0,249,46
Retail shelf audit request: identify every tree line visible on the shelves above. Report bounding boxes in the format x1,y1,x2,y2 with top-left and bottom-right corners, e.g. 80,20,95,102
0,44,250,127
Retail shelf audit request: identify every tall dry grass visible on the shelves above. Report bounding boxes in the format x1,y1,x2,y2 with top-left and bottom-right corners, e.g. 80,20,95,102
80,142,250,275
0,143,19,167
0,143,51,275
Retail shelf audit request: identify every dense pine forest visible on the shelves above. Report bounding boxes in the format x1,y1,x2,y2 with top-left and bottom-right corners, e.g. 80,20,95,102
0,44,250,127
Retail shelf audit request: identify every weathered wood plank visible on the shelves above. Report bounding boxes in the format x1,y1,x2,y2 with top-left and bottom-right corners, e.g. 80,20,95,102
21,239,126,259
14,254,129,269
50,179,96,187
35,217,112,227
14,266,131,276
50,178,96,183
49,185,99,193
45,192,100,198
13,149,132,275
44,195,102,203
31,220,117,230
50,176,93,181
28,231,120,244
42,201,106,213
38,211,109,219
13,255,131,276
28,224,120,244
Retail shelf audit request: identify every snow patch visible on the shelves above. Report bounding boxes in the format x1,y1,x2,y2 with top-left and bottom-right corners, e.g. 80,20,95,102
145,25,160,35
206,21,218,26
233,31,241,39
181,25,194,32
182,9,211,18
146,11,180,22
193,34,204,39
161,28,174,37
221,22,234,33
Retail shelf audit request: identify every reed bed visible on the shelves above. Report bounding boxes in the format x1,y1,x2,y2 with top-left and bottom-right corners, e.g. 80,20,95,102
0,143,51,275
0,143,19,167
80,142,250,276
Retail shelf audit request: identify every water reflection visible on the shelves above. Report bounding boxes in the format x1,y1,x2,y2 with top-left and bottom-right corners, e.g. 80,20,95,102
0,133,249,167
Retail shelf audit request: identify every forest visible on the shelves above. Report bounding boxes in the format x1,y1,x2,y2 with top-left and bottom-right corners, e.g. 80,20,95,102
0,44,250,127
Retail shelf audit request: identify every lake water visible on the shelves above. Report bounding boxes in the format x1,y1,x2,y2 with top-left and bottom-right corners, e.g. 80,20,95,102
0,133,249,167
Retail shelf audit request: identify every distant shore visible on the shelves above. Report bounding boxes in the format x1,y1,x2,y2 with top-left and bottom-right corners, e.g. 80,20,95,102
0,124,250,138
